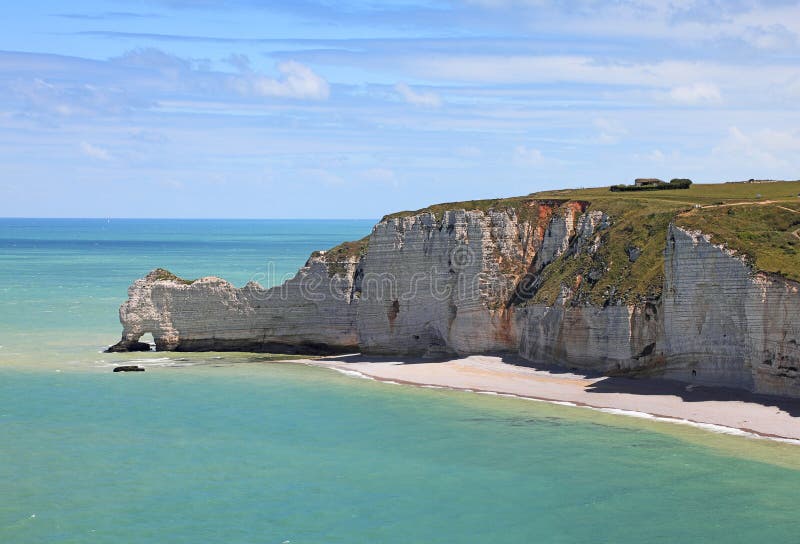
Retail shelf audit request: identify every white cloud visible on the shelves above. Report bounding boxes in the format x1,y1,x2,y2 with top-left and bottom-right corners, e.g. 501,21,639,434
79,142,112,160
395,82,442,108
232,61,329,100
9,76,140,118
786,77,800,98
406,55,797,102
642,149,665,162
513,145,543,165
712,126,800,168
667,83,722,105
593,117,627,144
741,24,798,50
461,0,800,48
224,53,251,73
360,167,397,185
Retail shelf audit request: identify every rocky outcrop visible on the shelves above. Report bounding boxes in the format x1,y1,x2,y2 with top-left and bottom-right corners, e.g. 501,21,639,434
518,302,660,374
108,254,361,354
113,365,145,372
357,208,529,356
661,225,800,397
109,201,800,397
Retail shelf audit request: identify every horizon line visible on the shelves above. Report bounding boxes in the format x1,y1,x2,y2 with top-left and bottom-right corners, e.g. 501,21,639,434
0,216,380,221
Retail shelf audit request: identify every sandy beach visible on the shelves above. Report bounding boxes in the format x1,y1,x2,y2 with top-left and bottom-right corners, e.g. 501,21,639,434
300,354,800,443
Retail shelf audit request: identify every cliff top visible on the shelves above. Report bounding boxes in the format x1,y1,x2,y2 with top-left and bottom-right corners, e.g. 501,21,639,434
534,181,800,284
532,179,800,204
381,195,555,223
327,181,800,304
147,268,197,285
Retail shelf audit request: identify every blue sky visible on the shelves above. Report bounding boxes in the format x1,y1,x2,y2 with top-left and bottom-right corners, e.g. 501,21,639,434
2,0,800,218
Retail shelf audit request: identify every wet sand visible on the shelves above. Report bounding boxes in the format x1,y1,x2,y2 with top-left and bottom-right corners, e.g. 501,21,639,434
299,354,800,442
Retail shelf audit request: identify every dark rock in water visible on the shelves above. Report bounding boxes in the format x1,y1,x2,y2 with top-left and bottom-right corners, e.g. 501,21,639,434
113,365,145,372
106,341,151,353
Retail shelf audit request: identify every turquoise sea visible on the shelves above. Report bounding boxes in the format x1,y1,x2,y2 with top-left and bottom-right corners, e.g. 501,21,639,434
2,218,800,543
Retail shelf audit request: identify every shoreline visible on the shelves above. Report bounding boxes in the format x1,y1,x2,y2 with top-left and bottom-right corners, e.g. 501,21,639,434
297,354,800,444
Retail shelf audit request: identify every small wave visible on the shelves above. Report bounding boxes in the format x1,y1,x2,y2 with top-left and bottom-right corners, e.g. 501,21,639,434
94,357,199,369
594,407,800,444
476,392,800,445
127,357,172,364
330,368,374,380
316,363,800,445
476,391,525,400
470,389,798,443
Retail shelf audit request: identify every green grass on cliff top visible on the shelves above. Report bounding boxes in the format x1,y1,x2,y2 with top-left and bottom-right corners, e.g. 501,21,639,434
326,181,800,301
382,195,548,222
534,181,800,282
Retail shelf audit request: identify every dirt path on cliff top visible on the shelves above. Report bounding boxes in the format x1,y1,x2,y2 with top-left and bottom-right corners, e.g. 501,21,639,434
676,199,800,218
698,199,800,211
685,200,800,240
700,199,777,208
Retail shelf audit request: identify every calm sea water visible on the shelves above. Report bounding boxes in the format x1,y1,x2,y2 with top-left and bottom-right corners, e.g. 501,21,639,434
2,218,800,543
0,218,373,366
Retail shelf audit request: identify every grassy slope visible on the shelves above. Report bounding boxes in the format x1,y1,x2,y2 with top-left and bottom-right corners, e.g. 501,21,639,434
677,200,800,281
323,181,800,302
535,181,800,298
315,236,370,277
382,195,551,223
151,268,196,285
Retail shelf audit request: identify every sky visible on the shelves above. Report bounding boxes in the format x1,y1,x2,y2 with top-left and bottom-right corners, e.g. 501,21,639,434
2,0,800,218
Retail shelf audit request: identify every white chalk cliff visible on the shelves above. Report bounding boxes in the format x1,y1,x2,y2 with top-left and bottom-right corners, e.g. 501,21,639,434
109,199,800,397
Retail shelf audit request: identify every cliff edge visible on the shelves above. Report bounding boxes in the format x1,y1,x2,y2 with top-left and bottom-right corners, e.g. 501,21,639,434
109,181,800,397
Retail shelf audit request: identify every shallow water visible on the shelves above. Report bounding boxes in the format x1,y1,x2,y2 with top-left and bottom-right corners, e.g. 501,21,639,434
4,364,800,543
0,218,373,366
2,218,800,543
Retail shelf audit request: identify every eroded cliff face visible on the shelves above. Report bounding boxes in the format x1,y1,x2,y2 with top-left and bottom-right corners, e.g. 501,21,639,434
356,209,513,357
110,201,800,397
357,207,548,356
109,253,361,354
518,303,661,374
661,225,800,396
111,200,595,357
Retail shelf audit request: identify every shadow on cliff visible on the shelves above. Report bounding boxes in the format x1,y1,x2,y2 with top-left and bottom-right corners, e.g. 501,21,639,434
585,376,800,417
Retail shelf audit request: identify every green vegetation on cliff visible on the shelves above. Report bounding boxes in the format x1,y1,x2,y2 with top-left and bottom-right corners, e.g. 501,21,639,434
150,268,196,285
609,178,692,192
677,201,800,282
316,236,370,277
382,195,552,224
529,206,674,305
533,180,800,298
325,181,800,303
